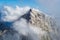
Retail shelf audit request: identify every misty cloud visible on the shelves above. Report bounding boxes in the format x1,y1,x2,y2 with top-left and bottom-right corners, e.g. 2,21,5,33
1,6,30,22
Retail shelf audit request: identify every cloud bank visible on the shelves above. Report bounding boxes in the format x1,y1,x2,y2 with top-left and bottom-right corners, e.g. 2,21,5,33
1,6,30,22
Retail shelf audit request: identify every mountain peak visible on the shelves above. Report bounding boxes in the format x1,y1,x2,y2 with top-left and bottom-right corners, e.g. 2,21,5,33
0,6,58,40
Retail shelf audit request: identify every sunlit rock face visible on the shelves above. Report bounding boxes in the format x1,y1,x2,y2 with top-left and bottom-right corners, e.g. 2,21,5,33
29,9,58,40
0,6,59,40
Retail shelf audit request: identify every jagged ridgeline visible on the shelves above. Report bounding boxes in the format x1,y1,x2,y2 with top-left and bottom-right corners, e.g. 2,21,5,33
0,6,59,40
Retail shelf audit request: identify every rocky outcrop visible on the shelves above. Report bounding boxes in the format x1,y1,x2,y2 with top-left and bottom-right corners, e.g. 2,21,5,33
0,8,58,40
29,9,58,40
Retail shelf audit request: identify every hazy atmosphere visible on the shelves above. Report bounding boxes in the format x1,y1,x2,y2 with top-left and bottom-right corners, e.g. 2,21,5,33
0,0,60,40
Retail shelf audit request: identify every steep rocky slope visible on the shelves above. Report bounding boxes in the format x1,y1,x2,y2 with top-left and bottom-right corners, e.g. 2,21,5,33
0,7,59,40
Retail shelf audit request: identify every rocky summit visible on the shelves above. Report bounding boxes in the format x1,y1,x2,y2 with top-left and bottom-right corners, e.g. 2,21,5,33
0,7,59,40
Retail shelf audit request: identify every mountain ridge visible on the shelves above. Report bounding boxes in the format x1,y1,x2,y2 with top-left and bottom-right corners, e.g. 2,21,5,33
0,6,59,40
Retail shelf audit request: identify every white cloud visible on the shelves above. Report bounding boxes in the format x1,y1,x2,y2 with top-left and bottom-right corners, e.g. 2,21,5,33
1,6,30,22
13,18,29,36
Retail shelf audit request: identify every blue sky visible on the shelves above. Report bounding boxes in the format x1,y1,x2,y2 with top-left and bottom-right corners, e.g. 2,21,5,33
0,0,39,8
0,0,46,11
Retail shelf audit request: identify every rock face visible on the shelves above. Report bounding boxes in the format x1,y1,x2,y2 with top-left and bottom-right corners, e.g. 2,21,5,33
29,9,58,40
0,8,59,40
